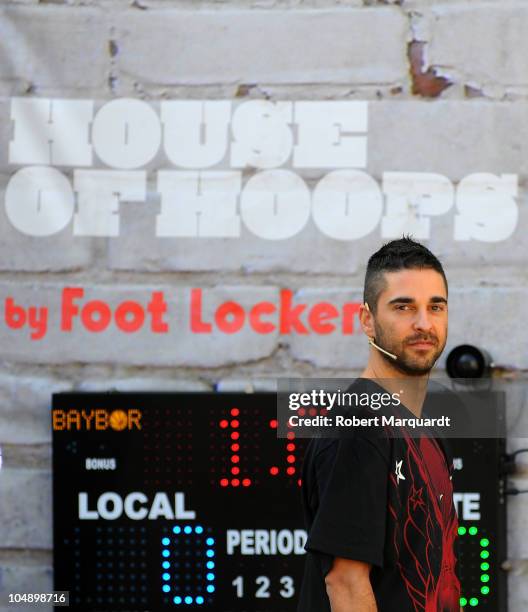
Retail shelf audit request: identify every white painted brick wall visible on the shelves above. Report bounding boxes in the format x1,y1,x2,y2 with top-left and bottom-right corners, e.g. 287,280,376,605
114,8,408,87
0,283,280,367
0,375,71,444
0,6,108,96
0,565,53,612
0,185,95,272
369,100,528,180
77,378,212,392
1,0,528,607
0,469,52,549
425,5,528,91
107,212,376,275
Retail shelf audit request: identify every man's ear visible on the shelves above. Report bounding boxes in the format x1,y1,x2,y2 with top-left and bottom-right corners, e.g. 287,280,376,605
360,302,375,338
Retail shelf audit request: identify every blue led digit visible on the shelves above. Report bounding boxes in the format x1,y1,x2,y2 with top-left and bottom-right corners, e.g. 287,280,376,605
162,525,216,604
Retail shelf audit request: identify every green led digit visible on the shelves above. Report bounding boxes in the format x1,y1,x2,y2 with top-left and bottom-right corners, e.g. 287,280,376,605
458,529,491,605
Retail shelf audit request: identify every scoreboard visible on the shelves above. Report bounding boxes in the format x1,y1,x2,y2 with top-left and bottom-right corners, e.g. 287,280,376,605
52,392,507,611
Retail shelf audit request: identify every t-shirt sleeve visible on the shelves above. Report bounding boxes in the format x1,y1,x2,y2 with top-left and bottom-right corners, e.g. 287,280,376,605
305,434,389,573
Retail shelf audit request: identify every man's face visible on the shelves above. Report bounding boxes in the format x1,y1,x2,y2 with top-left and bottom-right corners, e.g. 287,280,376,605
372,268,448,376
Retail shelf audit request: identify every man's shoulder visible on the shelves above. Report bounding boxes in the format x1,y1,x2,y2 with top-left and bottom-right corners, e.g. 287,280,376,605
306,426,392,465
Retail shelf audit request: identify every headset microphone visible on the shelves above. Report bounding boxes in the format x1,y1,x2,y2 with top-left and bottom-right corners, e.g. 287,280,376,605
368,337,398,361
364,302,398,361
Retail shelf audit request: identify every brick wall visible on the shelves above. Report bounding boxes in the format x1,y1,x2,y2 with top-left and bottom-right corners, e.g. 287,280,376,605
0,1,527,609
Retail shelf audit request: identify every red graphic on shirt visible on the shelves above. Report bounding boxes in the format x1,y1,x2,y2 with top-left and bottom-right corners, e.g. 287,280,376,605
388,433,460,611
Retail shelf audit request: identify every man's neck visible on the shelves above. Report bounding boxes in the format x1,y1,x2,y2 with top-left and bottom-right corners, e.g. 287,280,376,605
360,353,429,417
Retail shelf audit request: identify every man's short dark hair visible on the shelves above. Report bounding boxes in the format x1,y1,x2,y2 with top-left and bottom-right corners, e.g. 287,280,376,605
363,237,447,313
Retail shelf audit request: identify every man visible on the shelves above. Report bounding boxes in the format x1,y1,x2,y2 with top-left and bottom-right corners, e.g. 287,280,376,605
297,237,461,611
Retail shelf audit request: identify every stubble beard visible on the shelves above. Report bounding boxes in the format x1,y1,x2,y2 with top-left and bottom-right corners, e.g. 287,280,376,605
373,322,446,376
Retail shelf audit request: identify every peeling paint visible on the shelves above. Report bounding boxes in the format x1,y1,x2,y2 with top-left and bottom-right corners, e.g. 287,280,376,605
108,74,118,93
502,559,528,576
464,84,483,99
408,40,452,98
235,83,256,97
108,40,118,58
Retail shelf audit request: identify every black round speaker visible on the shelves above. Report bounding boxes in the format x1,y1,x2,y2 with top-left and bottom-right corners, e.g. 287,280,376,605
446,344,492,379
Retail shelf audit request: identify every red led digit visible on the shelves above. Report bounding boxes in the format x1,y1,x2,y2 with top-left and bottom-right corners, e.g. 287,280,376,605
218,408,252,487
269,417,298,481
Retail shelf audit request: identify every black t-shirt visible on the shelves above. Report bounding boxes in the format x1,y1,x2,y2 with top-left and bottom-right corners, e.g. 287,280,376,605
297,379,460,611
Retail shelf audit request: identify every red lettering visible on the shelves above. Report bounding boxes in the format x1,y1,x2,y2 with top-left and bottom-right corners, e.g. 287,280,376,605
82,300,111,332
215,301,245,334
28,306,48,340
5,297,26,329
342,302,361,335
5,298,48,340
147,291,169,333
308,302,338,334
61,287,84,331
249,302,276,334
190,288,212,333
279,289,308,334
115,301,145,333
